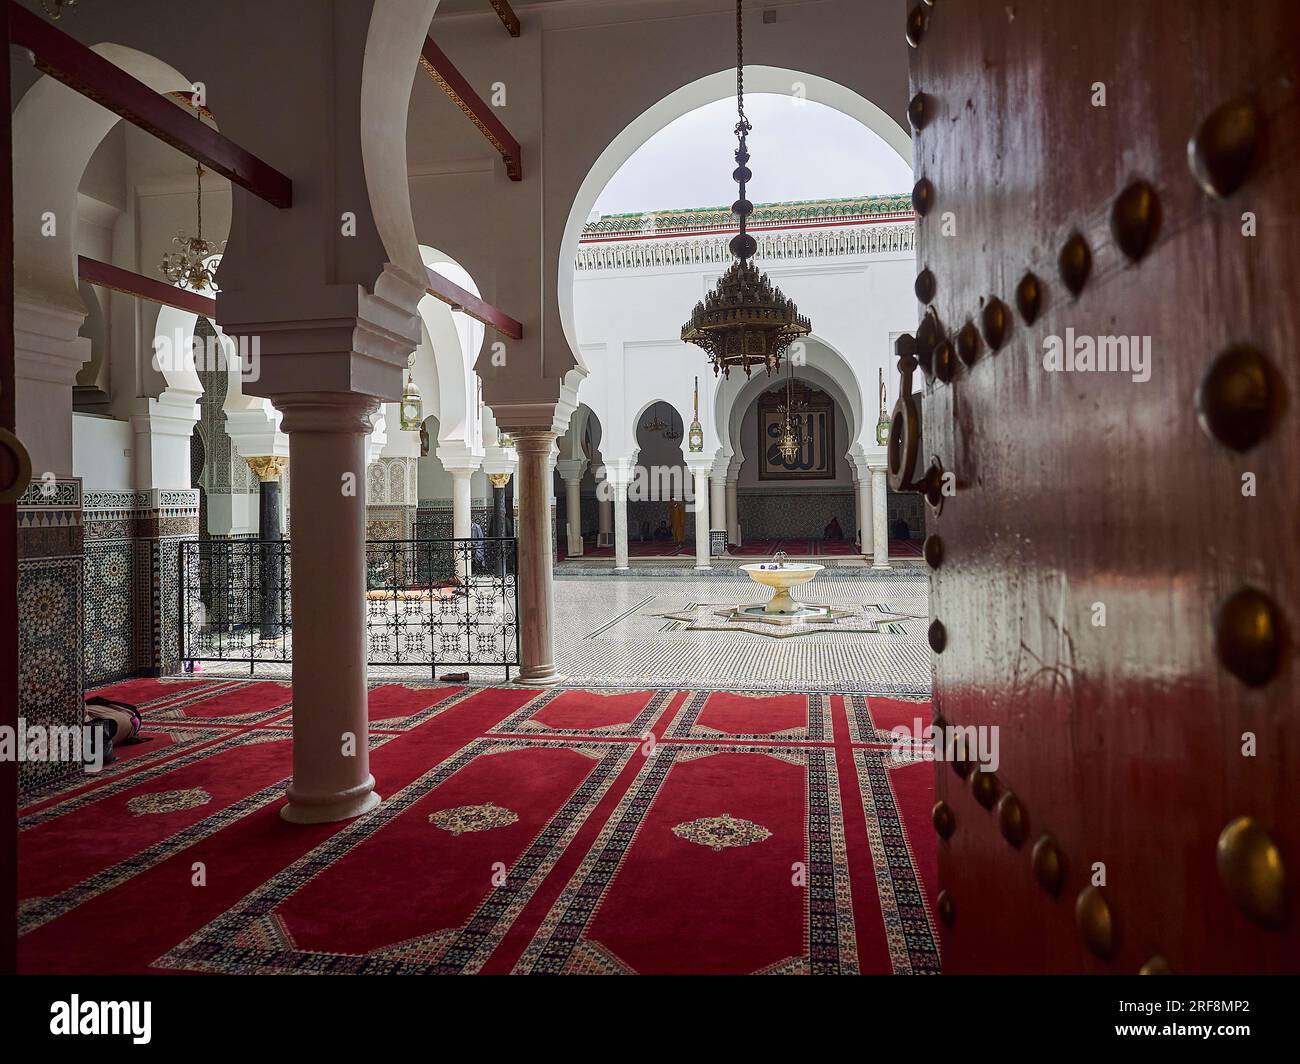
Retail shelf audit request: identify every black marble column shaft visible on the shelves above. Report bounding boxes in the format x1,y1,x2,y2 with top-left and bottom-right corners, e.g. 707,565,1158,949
260,479,284,638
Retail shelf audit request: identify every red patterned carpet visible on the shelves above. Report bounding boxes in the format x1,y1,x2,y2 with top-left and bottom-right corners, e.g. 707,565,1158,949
19,679,940,975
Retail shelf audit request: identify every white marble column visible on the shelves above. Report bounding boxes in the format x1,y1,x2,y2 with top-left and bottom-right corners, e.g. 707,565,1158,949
277,393,382,824
613,480,630,571
438,448,481,582
710,475,726,538
725,478,740,546
452,469,474,580
871,464,890,570
598,494,613,547
687,459,712,571
514,430,563,684
604,459,634,571
556,458,587,558
853,458,874,558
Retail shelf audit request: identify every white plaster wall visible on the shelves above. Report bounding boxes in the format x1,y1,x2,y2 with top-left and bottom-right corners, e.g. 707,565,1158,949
572,242,914,468
72,414,134,490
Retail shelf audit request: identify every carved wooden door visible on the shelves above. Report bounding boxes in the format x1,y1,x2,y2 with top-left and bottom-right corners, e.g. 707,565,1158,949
901,0,1298,973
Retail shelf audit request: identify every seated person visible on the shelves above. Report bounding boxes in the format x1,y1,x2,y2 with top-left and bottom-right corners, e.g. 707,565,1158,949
653,520,673,541
824,516,844,541
890,518,911,541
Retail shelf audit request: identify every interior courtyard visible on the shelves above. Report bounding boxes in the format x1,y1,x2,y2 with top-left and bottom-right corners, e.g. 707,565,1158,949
1,0,1296,1003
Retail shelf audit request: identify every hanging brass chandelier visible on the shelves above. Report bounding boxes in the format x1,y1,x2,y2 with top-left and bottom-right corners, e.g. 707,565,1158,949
681,0,811,379
776,360,812,463
160,163,225,292
641,402,669,435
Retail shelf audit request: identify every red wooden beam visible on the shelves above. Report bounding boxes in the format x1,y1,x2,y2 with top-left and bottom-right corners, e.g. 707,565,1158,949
489,1,521,37
419,36,522,181
8,2,292,208
426,266,523,340
78,255,218,318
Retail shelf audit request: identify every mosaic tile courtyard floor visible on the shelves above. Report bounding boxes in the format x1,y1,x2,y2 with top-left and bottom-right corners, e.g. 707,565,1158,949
189,569,933,697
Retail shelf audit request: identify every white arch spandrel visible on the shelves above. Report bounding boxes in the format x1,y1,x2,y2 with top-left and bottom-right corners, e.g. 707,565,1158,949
13,44,195,312
361,0,443,282
558,66,911,374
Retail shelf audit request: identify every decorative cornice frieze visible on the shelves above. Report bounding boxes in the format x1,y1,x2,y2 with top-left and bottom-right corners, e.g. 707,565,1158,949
17,477,81,510
576,223,915,273
80,488,200,520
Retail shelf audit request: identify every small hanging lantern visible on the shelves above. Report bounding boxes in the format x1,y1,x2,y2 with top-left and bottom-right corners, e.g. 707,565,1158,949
399,352,423,431
688,376,705,453
875,368,891,445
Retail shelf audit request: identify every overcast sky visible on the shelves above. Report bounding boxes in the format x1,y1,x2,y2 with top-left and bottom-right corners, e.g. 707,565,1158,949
591,94,912,217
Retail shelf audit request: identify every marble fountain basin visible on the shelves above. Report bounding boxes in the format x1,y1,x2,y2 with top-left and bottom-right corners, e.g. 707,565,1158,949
738,562,826,621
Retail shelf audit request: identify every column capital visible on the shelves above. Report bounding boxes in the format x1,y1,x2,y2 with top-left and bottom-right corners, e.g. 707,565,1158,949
128,388,201,440
685,456,713,478
602,456,637,486
272,392,379,434
512,429,558,456
555,458,587,482
246,455,290,482
487,472,512,489
436,440,485,474
223,266,425,406
14,297,90,385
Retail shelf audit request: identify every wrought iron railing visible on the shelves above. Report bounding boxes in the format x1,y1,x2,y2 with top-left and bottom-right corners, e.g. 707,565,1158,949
179,538,519,680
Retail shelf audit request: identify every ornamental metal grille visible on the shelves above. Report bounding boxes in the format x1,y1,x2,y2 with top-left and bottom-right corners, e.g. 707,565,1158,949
179,538,519,680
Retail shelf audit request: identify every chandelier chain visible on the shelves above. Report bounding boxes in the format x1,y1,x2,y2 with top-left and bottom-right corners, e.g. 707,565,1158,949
736,0,748,133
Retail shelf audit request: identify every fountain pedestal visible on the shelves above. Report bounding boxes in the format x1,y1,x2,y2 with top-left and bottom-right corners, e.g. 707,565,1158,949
738,562,828,623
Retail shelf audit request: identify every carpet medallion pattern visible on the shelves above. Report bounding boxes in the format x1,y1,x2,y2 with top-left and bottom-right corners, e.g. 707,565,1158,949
18,678,939,976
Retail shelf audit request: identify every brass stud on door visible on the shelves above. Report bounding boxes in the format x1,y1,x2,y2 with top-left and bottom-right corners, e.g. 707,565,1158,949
928,618,947,653
905,4,928,47
1216,816,1287,929
1189,96,1259,198
923,534,944,569
923,458,947,511
996,791,1026,848
908,92,933,131
916,310,943,378
1195,345,1276,452
1032,835,1064,896
1075,886,1116,960
1058,232,1092,297
915,267,936,304
1110,180,1161,262
932,800,956,840
956,321,981,366
933,337,956,383
1213,587,1285,688
970,768,998,809
912,177,934,217
1015,271,1042,324
937,890,954,927
981,297,1010,351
